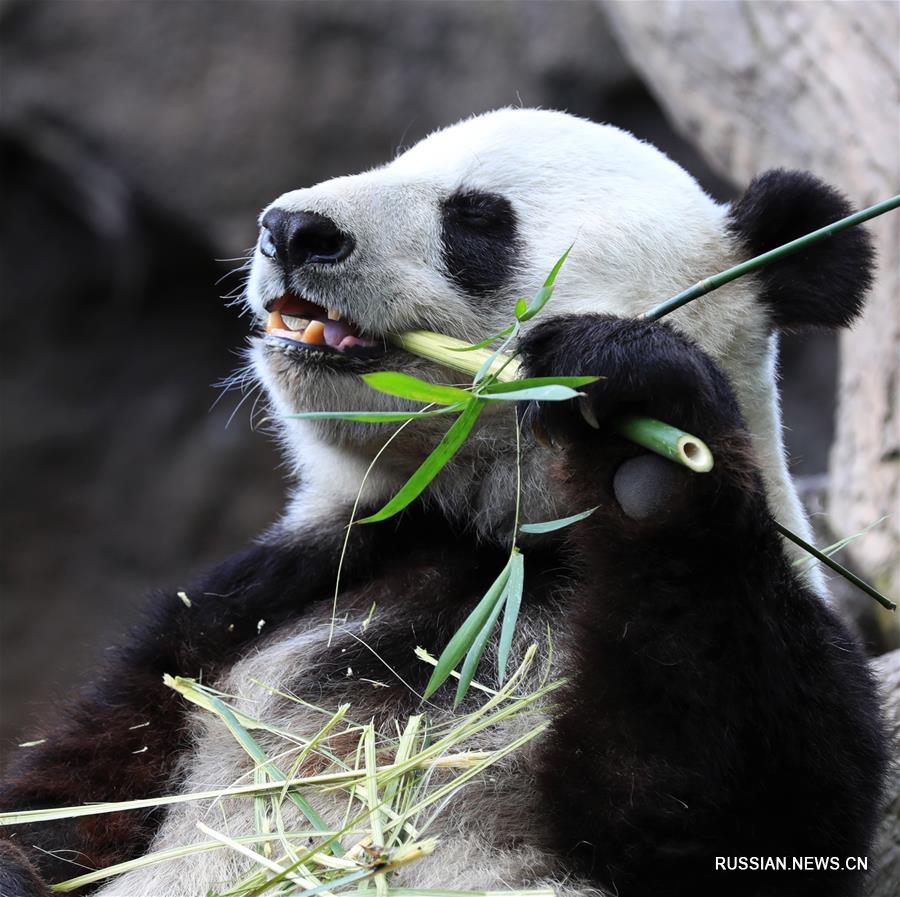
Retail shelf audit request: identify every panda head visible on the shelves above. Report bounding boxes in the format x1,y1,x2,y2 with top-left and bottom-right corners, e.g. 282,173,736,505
245,109,873,546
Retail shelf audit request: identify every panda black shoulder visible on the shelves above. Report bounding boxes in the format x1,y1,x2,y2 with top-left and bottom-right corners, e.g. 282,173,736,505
727,169,876,331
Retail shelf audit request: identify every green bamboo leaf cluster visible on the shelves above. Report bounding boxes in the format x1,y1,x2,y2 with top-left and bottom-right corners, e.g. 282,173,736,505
26,653,560,896
422,549,526,707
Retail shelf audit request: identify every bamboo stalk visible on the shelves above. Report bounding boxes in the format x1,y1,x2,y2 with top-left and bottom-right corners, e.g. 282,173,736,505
387,330,714,473
642,194,900,321
775,522,896,611
388,330,519,381
613,414,713,473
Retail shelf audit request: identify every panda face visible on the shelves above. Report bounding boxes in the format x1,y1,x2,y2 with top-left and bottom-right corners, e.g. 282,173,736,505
245,109,750,432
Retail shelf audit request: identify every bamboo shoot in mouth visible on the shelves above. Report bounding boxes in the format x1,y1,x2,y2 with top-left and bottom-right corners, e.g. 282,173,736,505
387,329,714,474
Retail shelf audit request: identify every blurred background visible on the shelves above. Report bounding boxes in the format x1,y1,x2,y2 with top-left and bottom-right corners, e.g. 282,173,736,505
1,0,897,751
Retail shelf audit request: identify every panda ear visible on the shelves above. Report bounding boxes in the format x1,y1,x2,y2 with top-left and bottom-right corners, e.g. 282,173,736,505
727,170,875,331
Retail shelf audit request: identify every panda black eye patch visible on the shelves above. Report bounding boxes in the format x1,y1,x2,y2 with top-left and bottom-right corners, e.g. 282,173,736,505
440,190,520,299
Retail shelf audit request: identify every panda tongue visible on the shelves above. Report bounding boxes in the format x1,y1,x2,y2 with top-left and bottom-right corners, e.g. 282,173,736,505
323,318,356,349
323,318,377,350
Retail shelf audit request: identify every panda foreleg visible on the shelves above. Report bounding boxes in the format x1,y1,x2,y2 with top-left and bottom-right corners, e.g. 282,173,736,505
516,314,882,897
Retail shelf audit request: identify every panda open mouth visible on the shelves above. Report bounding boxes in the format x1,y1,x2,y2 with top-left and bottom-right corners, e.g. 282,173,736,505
264,294,385,357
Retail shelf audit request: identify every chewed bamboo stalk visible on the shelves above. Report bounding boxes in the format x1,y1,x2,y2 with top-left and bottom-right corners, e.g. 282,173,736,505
389,330,518,382
387,330,714,474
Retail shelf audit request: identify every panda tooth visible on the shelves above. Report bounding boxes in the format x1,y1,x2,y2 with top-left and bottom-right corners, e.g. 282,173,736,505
282,315,310,332
301,320,327,345
266,310,285,333
327,307,341,321
578,396,600,430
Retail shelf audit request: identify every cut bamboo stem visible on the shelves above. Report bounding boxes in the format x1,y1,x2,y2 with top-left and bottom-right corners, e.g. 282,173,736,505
387,330,713,474
613,414,714,473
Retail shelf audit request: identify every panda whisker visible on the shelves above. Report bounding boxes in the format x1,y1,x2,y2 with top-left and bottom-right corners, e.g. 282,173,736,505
210,360,258,415
224,384,263,430
248,388,268,430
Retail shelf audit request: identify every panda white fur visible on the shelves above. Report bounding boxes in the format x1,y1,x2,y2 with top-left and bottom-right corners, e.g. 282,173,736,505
0,109,887,897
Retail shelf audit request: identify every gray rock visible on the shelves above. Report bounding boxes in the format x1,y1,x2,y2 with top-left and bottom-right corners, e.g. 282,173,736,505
2,0,638,253
871,648,900,895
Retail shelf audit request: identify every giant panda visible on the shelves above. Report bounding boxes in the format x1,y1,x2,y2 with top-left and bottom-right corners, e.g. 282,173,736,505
0,109,888,897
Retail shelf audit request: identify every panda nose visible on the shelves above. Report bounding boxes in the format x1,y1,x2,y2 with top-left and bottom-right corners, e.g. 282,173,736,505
259,209,354,269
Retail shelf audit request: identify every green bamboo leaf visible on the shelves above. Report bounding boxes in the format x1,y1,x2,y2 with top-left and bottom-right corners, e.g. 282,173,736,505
361,372,472,404
514,297,528,319
454,588,507,708
496,549,524,682
519,506,599,534
447,325,516,352
358,399,487,524
516,244,573,322
479,385,585,402
473,322,520,384
286,406,464,423
422,559,512,701
479,376,599,395
521,285,553,321
792,516,888,571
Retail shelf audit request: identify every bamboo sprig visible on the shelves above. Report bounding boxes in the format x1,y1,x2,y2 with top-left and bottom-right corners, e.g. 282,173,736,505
386,331,714,474
642,194,900,321
292,252,714,541
24,652,560,896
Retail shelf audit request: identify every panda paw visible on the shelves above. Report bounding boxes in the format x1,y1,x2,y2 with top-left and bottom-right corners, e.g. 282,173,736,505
517,313,743,446
516,314,757,522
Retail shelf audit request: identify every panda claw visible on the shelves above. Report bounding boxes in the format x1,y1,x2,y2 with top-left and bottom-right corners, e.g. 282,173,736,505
578,396,600,430
530,413,558,451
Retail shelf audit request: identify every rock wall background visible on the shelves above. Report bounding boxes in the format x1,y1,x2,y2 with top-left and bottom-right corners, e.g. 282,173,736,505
604,0,900,645
0,0,871,744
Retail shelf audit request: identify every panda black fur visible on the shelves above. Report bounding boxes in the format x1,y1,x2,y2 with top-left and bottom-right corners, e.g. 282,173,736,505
0,109,887,897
